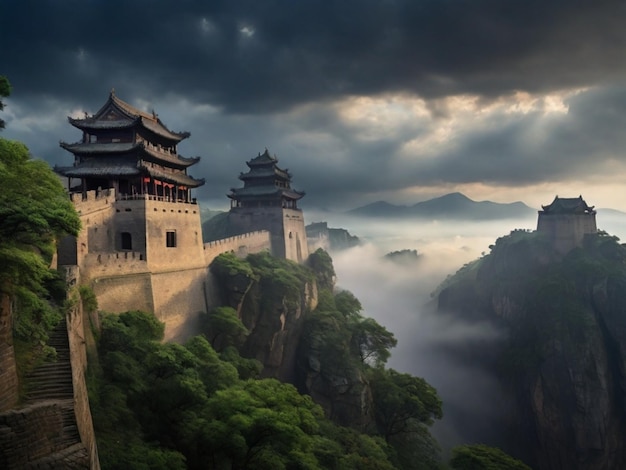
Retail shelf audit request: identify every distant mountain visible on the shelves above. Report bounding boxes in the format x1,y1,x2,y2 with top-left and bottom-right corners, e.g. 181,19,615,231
347,192,536,220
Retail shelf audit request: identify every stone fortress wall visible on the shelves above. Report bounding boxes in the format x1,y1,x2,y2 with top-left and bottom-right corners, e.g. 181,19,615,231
537,212,597,254
61,189,276,342
228,205,309,262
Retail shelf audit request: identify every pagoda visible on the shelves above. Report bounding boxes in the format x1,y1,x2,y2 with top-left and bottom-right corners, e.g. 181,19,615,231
56,90,204,202
537,195,597,254
55,91,209,333
227,149,309,262
228,149,304,210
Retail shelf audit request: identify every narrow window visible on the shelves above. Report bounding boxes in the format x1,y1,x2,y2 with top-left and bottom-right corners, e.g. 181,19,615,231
121,232,132,250
166,231,177,248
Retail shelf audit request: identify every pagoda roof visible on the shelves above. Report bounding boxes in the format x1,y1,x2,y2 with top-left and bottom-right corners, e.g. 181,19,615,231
69,90,190,142
239,166,291,181
60,141,200,168
228,186,304,200
55,158,140,178
55,159,204,188
140,165,205,188
247,149,278,167
540,196,596,214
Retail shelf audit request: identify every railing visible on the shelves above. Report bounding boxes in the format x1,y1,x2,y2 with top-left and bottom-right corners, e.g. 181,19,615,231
116,193,197,204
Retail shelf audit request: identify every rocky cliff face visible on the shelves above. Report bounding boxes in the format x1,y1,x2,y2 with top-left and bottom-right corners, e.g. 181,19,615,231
436,230,626,470
210,251,375,430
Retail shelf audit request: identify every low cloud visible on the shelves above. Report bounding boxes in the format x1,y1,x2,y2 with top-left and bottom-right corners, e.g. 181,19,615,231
324,213,626,451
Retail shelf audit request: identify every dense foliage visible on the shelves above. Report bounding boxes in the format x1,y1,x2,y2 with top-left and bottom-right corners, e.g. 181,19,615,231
0,129,80,370
89,310,398,469
87,249,453,468
436,228,626,469
449,444,531,470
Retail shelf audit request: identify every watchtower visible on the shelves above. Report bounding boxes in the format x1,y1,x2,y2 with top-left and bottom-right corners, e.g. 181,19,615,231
537,195,597,254
227,149,309,262
55,90,206,269
55,91,208,339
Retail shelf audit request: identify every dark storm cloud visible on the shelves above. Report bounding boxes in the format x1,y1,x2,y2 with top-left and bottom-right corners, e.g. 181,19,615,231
2,0,625,112
3,0,626,210
401,86,626,186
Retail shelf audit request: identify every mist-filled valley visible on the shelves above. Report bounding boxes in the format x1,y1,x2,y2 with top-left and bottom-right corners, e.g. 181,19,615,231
310,209,626,456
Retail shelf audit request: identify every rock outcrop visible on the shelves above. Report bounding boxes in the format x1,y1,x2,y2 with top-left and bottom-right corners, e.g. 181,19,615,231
209,251,374,430
436,230,626,470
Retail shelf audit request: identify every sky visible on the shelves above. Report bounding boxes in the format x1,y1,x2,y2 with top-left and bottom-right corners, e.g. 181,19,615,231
2,0,626,212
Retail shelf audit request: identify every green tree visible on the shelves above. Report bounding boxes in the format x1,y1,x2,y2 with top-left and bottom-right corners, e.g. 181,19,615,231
202,378,324,469
369,368,442,442
204,306,249,350
449,444,531,470
0,75,10,129
352,317,397,367
0,137,80,347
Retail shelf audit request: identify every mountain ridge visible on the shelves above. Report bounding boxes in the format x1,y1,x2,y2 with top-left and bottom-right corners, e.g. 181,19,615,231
347,192,536,220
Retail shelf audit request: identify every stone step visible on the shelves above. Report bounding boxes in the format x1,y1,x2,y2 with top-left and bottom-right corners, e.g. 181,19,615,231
27,365,72,375
26,385,74,394
24,442,89,469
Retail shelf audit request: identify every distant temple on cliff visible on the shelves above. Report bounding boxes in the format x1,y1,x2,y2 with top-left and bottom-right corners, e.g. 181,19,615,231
537,195,597,254
55,91,309,341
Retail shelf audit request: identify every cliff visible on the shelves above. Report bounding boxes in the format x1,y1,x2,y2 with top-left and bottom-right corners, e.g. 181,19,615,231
208,250,376,429
436,229,626,470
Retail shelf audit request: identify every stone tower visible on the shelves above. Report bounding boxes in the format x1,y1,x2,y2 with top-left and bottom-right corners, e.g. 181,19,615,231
537,195,597,254
55,91,209,340
227,149,309,263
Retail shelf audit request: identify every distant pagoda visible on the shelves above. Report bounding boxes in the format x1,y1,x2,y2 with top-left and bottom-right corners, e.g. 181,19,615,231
56,90,204,202
537,195,597,254
228,149,304,210
227,149,309,262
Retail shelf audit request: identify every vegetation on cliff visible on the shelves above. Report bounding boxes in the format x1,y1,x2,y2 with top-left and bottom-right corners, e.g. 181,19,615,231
0,133,81,380
209,249,445,469
436,228,626,470
86,249,452,469
88,310,397,469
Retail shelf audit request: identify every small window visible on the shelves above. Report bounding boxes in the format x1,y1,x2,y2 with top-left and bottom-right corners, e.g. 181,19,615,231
166,231,177,248
121,232,132,250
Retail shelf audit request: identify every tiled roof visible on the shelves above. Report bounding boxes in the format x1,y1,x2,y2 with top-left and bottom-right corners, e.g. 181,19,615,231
540,196,595,214
55,161,140,177
239,167,291,180
229,185,304,200
140,116,190,142
142,144,200,168
141,165,205,188
68,117,135,130
60,142,137,153
77,91,189,142
247,149,277,167
60,141,200,168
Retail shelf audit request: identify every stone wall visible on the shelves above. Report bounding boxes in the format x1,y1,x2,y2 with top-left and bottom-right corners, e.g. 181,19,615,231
64,267,100,469
91,273,155,315
151,268,211,343
0,401,89,469
537,212,597,254
0,293,18,412
282,209,309,263
203,230,272,264
228,207,308,262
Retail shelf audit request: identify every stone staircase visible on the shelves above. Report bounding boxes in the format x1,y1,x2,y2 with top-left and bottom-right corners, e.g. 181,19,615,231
17,317,89,468
25,318,74,403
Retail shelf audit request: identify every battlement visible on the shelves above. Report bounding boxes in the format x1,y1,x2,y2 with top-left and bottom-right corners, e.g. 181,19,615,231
204,230,271,264
70,189,116,215
82,251,149,280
